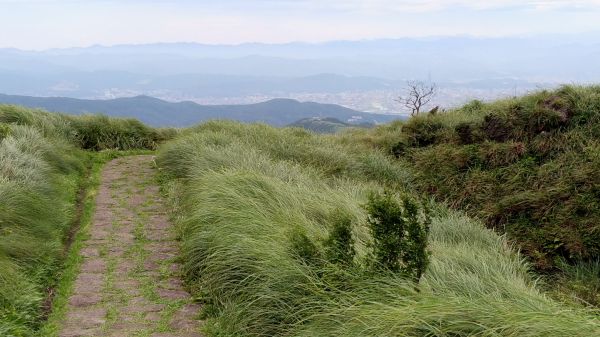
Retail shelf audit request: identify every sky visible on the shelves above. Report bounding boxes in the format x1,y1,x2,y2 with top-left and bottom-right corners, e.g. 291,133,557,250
1,0,600,50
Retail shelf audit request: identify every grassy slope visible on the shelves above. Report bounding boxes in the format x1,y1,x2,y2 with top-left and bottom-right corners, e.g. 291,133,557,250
158,120,600,337
0,122,83,336
0,105,171,336
339,85,600,305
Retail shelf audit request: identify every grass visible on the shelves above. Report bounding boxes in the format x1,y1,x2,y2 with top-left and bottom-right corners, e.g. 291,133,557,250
3,87,600,336
36,150,152,337
157,120,600,337
0,104,176,151
0,103,170,335
342,85,600,305
0,124,83,336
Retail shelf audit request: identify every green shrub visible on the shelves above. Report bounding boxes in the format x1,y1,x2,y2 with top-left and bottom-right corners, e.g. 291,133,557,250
401,116,445,147
290,229,322,266
324,211,356,266
361,85,600,305
481,113,513,142
0,123,10,140
454,122,476,144
365,191,430,280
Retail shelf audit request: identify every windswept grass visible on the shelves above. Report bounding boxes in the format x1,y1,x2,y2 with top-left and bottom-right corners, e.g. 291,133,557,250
0,104,172,335
158,120,600,336
0,104,176,151
338,85,600,305
0,124,83,336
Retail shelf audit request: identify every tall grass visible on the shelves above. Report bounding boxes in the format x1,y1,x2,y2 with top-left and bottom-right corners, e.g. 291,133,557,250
0,104,174,335
337,85,600,305
0,104,176,150
0,123,83,336
158,120,600,336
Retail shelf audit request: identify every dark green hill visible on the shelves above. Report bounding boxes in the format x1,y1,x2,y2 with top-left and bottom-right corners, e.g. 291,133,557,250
351,85,600,304
0,93,398,127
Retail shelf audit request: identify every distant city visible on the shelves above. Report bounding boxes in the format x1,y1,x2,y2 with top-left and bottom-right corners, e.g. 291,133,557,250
1,36,595,116
92,85,552,116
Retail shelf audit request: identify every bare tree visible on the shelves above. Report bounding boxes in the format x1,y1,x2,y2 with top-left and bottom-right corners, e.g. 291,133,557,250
396,81,437,116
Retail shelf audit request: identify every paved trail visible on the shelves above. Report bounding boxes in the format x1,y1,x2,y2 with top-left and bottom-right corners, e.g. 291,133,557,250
59,156,202,337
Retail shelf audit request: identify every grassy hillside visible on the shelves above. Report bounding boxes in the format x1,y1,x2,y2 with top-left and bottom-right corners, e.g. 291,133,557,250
0,105,172,335
157,120,600,337
0,121,83,336
340,85,600,305
3,86,600,336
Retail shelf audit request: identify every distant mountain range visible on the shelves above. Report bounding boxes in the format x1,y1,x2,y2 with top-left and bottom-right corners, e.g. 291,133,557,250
0,93,399,127
2,37,588,113
2,37,599,81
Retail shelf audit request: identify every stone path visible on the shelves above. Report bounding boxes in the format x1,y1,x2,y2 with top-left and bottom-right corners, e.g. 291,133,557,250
59,155,202,337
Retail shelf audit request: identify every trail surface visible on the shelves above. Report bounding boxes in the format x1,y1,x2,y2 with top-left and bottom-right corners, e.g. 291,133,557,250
59,155,202,337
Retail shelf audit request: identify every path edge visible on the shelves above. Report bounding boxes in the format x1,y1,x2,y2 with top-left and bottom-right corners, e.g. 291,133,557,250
37,151,151,337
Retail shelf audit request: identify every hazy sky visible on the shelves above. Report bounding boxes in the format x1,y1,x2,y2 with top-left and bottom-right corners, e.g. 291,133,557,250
1,0,600,50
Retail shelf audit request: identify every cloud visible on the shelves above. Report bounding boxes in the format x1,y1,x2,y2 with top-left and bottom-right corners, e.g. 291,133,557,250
1,0,599,49
239,0,600,12
2,0,600,12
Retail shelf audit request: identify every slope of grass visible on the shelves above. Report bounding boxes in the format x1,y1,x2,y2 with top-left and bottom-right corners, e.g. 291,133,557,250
341,85,600,305
0,124,83,336
0,105,171,335
158,120,600,336
0,104,176,151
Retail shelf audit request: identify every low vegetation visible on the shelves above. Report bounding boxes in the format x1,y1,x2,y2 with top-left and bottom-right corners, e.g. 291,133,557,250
342,85,600,305
0,105,175,151
158,120,600,336
3,85,600,336
0,123,82,336
0,105,172,335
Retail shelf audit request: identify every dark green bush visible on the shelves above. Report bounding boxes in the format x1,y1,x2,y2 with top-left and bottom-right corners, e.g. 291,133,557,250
455,122,474,145
365,191,430,281
379,85,600,285
481,113,512,142
324,211,356,266
390,140,408,157
0,123,10,140
401,116,445,147
290,229,322,266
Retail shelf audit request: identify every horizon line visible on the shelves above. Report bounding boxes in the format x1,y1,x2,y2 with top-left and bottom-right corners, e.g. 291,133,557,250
3,31,599,52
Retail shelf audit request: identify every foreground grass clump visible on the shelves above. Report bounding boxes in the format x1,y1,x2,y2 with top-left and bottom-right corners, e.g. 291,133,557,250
349,86,600,268
0,124,83,336
158,120,600,336
0,105,170,335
